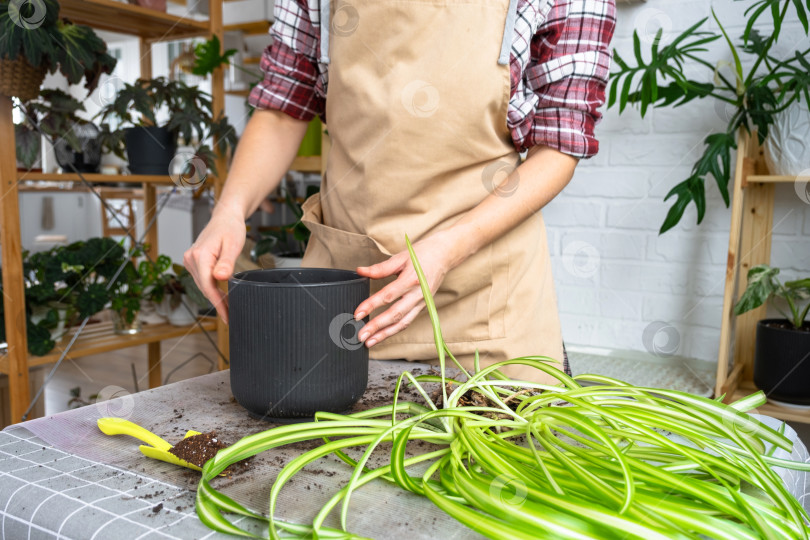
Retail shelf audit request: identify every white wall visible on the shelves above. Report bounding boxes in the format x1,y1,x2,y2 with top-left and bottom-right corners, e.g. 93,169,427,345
545,0,810,363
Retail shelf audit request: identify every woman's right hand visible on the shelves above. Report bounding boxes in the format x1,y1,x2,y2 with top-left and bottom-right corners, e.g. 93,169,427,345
183,207,246,324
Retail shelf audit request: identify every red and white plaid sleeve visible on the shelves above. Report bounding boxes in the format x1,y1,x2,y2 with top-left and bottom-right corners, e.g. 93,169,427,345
248,0,324,121
522,0,615,158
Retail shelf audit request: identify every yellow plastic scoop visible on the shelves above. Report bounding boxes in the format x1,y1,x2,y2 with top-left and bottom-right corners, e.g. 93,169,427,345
97,417,204,472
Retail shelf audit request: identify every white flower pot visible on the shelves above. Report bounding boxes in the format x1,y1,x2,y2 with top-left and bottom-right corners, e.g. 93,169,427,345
763,100,810,176
157,295,198,326
29,303,70,341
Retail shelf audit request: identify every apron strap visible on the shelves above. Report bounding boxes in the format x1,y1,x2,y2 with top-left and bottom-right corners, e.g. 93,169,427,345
321,0,516,66
320,0,331,64
498,0,518,65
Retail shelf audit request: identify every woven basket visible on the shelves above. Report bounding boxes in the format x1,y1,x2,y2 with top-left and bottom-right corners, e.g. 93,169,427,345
0,56,47,102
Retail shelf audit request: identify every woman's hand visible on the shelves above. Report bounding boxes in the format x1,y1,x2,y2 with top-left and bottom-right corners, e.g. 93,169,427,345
354,231,464,347
183,206,246,324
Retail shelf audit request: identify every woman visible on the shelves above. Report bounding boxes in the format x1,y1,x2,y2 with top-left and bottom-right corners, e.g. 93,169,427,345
185,0,616,384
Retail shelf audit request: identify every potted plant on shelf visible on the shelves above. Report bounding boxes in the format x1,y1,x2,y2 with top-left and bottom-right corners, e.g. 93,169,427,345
0,0,116,101
735,264,810,406
108,249,171,335
0,238,123,356
96,77,238,177
608,0,810,233
154,263,208,326
16,89,102,172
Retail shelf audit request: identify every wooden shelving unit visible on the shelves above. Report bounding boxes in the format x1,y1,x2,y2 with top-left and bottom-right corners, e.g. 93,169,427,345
60,0,209,39
0,319,216,388
0,0,228,424
17,172,178,184
715,129,809,423
223,20,271,35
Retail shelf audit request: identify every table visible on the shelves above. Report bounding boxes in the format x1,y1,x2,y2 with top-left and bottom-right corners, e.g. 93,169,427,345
0,361,480,539
0,361,808,539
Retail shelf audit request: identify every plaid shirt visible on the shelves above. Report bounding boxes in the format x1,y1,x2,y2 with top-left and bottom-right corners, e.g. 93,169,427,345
249,0,615,158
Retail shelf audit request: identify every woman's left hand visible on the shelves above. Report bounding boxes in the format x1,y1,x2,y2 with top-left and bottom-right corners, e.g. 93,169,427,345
353,231,461,348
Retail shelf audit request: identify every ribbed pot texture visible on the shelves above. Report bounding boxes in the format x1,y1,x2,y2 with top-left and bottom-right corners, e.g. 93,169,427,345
229,268,370,421
754,319,810,405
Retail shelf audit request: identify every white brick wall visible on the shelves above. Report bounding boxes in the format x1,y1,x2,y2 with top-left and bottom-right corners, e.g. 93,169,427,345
546,0,810,363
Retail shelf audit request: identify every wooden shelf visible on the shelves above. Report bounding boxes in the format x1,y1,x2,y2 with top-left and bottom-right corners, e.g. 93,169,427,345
291,155,321,173
732,381,810,424
17,172,176,185
748,175,810,183
0,319,217,374
0,0,229,424
242,56,261,65
60,0,210,40
224,21,271,35
225,89,251,97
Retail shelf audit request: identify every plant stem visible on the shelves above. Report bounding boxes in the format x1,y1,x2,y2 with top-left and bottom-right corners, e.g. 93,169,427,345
744,0,791,88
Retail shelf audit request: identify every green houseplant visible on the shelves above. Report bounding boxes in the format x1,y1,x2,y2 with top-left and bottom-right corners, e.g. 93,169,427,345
97,77,237,178
195,238,810,540
735,264,810,405
608,0,810,233
0,0,116,100
0,238,124,356
153,263,208,325
16,88,99,171
108,250,171,334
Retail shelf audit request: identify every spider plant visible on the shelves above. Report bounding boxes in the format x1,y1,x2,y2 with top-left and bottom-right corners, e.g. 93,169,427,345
608,0,810,233
194,238,810,539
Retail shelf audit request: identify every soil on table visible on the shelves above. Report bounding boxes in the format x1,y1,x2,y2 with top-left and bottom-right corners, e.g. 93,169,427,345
168,431,251,476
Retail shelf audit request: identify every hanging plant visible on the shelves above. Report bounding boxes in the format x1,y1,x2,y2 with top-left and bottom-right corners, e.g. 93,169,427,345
0,0,117,99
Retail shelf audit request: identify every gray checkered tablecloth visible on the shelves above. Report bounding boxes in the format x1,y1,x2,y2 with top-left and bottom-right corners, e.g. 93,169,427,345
0,363,807,539
0,362,480,540
0,424,266,539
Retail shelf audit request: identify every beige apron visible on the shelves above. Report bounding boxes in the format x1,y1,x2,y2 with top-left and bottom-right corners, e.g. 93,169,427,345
301,0,564,382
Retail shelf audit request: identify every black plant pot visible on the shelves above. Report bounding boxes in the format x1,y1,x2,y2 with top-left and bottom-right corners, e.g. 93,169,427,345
753,319,810,405
228,268,370,421
124,126,176,175
54,123,102,173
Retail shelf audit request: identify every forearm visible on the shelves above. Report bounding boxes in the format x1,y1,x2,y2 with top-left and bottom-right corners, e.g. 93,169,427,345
214,109,310,219
444,145,578,266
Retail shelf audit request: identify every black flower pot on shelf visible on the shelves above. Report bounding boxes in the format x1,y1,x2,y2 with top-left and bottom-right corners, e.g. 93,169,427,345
54,123,102,173
124,126,176,175
228,268,370,422
753,319,810,406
